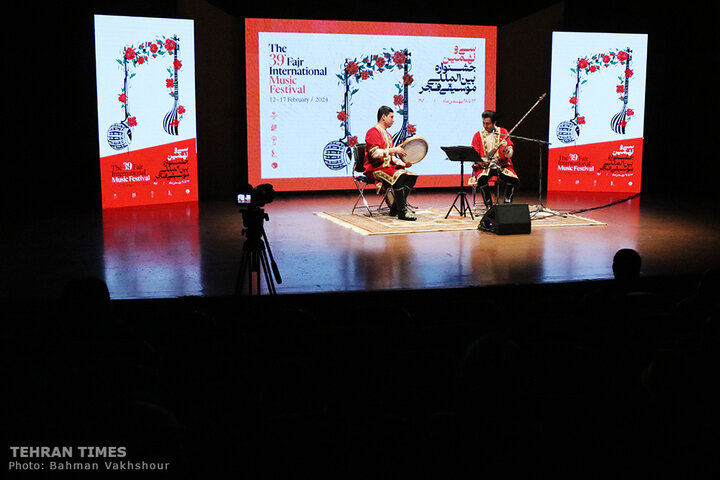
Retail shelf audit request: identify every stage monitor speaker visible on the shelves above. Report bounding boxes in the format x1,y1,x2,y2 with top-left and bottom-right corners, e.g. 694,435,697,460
479,203,531,235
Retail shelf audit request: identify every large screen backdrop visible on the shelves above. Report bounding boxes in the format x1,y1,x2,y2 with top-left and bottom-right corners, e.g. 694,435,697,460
95,15,198,208
246,19,497,191
548,32,648,193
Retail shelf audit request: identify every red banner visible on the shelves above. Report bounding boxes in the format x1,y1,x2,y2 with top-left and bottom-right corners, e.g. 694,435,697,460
548,138,642,193
100,138,198,208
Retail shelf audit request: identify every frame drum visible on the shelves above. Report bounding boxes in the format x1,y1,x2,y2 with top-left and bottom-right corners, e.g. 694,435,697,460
400,136,428,165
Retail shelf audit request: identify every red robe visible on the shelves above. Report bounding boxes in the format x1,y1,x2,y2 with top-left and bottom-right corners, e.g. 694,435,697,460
469,127,518,186
363,126,416,187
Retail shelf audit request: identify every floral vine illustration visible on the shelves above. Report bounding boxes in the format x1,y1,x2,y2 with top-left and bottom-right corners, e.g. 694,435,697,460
115,36,185,129
567,48,635,129
335,48,415,146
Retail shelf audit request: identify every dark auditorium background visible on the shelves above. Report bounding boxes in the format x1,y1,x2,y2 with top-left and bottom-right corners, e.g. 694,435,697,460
4,1,716,477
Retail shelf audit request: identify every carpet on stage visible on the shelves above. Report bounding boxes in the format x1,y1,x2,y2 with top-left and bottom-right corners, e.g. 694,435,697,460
315,206,606,235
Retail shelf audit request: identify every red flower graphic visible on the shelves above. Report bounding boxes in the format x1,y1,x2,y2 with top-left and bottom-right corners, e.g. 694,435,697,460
124,48,136,60
375,56,386,69
578,58,589,69
602,55,611,64
150,43,159,54
616,85,625,93
625,68,633,78
577,116,586,125
178,105,186,115
617,50,629,62
403,74,413,85
118,93,127,103
348,136,358,147
393,51,406,65
626,109,634,116
128,116,137,127
360,71,370,80
346,61,359,76
174,59,182,70
393,95,403,106
407,124,416,134
337,111,348,121
166,78,175,88
569,96,578,105
164,38,177,52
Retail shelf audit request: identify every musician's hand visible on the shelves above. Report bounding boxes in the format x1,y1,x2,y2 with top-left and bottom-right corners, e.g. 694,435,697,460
395,159,407,168
393,146,407,157
478,161,490,169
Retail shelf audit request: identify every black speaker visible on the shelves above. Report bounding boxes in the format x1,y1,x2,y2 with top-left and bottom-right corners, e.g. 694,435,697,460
478,203,531,235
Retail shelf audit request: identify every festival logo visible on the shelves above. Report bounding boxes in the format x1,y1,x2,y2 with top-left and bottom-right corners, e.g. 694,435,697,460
108,35,186,151
556,47,634,144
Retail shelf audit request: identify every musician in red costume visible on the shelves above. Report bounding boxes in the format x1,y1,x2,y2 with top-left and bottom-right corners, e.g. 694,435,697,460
469,110,519,208
364,105,418,221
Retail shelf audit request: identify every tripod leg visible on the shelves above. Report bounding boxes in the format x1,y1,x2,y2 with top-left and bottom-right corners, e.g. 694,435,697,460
460,193,474,219
235,248,251,295
259,249,277,295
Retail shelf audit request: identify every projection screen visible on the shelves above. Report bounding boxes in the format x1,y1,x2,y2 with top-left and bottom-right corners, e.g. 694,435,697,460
246,18,497,191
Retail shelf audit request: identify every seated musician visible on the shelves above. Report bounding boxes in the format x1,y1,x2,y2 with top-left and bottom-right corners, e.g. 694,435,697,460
469,110,519,208
364,105,418,221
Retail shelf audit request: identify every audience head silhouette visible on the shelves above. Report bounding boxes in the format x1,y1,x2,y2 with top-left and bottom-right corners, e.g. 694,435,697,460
612,248,642,283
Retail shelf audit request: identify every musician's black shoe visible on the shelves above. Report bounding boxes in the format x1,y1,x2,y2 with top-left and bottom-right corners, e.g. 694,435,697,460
479,186,493,209
398,210,416,221
388,200,398,216
504,185,515,203
395,186,416,221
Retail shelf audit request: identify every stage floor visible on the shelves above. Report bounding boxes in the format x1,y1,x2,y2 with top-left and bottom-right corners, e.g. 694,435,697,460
5,189,720,301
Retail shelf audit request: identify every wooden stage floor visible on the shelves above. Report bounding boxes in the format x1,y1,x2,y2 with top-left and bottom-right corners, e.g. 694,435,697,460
5,189,720,302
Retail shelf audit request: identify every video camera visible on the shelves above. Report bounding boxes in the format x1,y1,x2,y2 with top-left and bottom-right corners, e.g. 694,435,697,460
236,183,275,208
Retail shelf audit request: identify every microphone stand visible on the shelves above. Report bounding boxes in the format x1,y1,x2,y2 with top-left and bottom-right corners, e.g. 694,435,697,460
506,134,558,218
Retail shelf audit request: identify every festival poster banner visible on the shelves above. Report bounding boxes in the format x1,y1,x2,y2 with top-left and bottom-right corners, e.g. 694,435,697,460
548,32,648,193
246,18,497,191
94,15,198,208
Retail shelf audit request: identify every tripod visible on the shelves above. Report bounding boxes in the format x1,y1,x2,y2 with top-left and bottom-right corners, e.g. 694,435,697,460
442,146,483,219
235,207,282,295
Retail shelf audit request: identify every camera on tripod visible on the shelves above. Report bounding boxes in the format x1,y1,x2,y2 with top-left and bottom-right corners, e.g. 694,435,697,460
234,183,282,295
236,183,275,208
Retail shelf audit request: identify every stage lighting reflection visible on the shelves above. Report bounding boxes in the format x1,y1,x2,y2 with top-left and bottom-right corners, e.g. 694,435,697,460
102,202,201,299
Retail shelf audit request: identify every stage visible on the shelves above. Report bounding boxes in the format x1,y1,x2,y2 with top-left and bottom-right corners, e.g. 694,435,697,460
4,188,719,302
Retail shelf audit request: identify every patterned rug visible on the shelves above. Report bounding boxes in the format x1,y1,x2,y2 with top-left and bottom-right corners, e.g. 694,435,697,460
315,206,606,235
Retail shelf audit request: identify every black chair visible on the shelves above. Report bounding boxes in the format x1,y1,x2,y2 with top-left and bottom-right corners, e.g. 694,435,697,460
351,143,392,216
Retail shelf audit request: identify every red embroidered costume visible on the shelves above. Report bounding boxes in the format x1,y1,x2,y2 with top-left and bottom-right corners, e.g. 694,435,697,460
469,125,519,206
363,126,417,187
469,126,518,186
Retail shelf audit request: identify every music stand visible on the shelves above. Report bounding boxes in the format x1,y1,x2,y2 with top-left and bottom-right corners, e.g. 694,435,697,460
442,146,483,219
